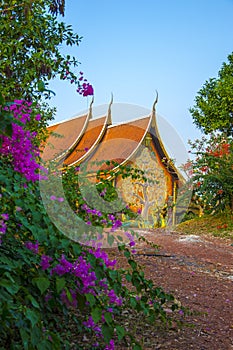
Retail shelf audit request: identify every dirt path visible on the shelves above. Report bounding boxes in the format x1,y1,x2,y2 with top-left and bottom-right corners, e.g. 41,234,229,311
116,229,233,349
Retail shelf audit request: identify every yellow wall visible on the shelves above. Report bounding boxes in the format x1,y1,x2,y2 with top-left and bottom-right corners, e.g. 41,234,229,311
116,140,175,227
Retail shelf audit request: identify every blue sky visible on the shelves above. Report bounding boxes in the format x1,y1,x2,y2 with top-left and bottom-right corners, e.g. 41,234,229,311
49,0,233,153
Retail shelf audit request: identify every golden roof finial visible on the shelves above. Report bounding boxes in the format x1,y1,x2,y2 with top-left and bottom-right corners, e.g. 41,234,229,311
107,93,113,124
88,95,94,119
152,90,158,116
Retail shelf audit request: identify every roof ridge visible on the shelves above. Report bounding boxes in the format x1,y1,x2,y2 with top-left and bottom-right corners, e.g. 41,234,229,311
48,113,108,128
114,113,153,167
108,114,151,128
66,113,110,167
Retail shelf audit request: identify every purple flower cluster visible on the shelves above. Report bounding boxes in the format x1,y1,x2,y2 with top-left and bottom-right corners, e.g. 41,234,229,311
60,64,93,96
76,72,94,97
80,203,105,227
50,254,97,294
107,289,122,306
81,203,102,217
83,316,101,334
44,250,122,347
108,214,122,232
99,187,107,197
51,254,73,275
82,316,115,349
105,340,115,350
0,100,47,181
125,231,136,252
40,254,53,270
73,256,97,293
88,247,117,268
50,195,64,202
24,240,39,254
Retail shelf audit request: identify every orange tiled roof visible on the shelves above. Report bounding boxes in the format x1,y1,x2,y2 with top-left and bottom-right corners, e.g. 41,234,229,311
41,114,88,162
85,116,151,173
63,116,108,166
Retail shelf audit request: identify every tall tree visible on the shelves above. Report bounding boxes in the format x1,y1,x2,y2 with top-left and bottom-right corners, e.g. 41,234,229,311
190,52,233,136
0,0,93,103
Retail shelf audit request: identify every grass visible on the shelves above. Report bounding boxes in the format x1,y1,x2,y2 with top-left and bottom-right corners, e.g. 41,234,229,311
175,211,233,241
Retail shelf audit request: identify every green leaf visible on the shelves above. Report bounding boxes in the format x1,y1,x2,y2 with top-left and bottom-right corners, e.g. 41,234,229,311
104,312,112,325
130,296,137,308
31,325,43,347
26,294,40,309
0,92,4,104
5,123,13,137
116,325,125,341
37,80,45,92
86,293,96,307
25,308,39,328
117,235,123,241
20,328,29,348
102,323,114,343
108,269,118,281
0,256,19,269
91,307,102,323
107,234,115,246
125,273,132,282
48,333,61,350
76,292,85,310
37,340,53,350
65,288,73,302
56,277,66,293
0,278,20,295
128,259,137,270
33,277,50,294
124,250,131,259
133,344,142,350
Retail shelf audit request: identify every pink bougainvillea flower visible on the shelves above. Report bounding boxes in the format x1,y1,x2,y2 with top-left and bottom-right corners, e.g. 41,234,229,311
15,206,22,212
104,339,115,350
1,213,9,221
35,114,41,121
25,241,39,254
0,100,47,182
40,254,53,270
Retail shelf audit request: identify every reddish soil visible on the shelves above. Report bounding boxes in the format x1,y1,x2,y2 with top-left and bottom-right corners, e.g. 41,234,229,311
115,229,233,349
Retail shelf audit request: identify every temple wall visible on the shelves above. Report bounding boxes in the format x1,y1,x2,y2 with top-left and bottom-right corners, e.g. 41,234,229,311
116,139,174,227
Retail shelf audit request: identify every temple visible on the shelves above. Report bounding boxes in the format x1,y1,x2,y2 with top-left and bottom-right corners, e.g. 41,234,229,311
42,96,184,227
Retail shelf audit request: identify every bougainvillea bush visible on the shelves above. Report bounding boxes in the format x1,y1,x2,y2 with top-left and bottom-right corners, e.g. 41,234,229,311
0,99,181,349
184,133,233,213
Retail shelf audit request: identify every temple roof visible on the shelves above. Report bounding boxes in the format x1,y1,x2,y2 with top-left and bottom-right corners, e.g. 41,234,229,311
85,116,152,173
42,113,89,162
63,115,110,166
42,101,181,181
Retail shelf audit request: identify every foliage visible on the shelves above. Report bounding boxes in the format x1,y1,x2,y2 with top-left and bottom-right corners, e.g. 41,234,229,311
182,134,233,213
61,161,145,228
0,0,93,103
49,0,65,16
190,52,233,135
0,97,50,182
0,3,182,348
176,212,233,240
0,100,181,349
